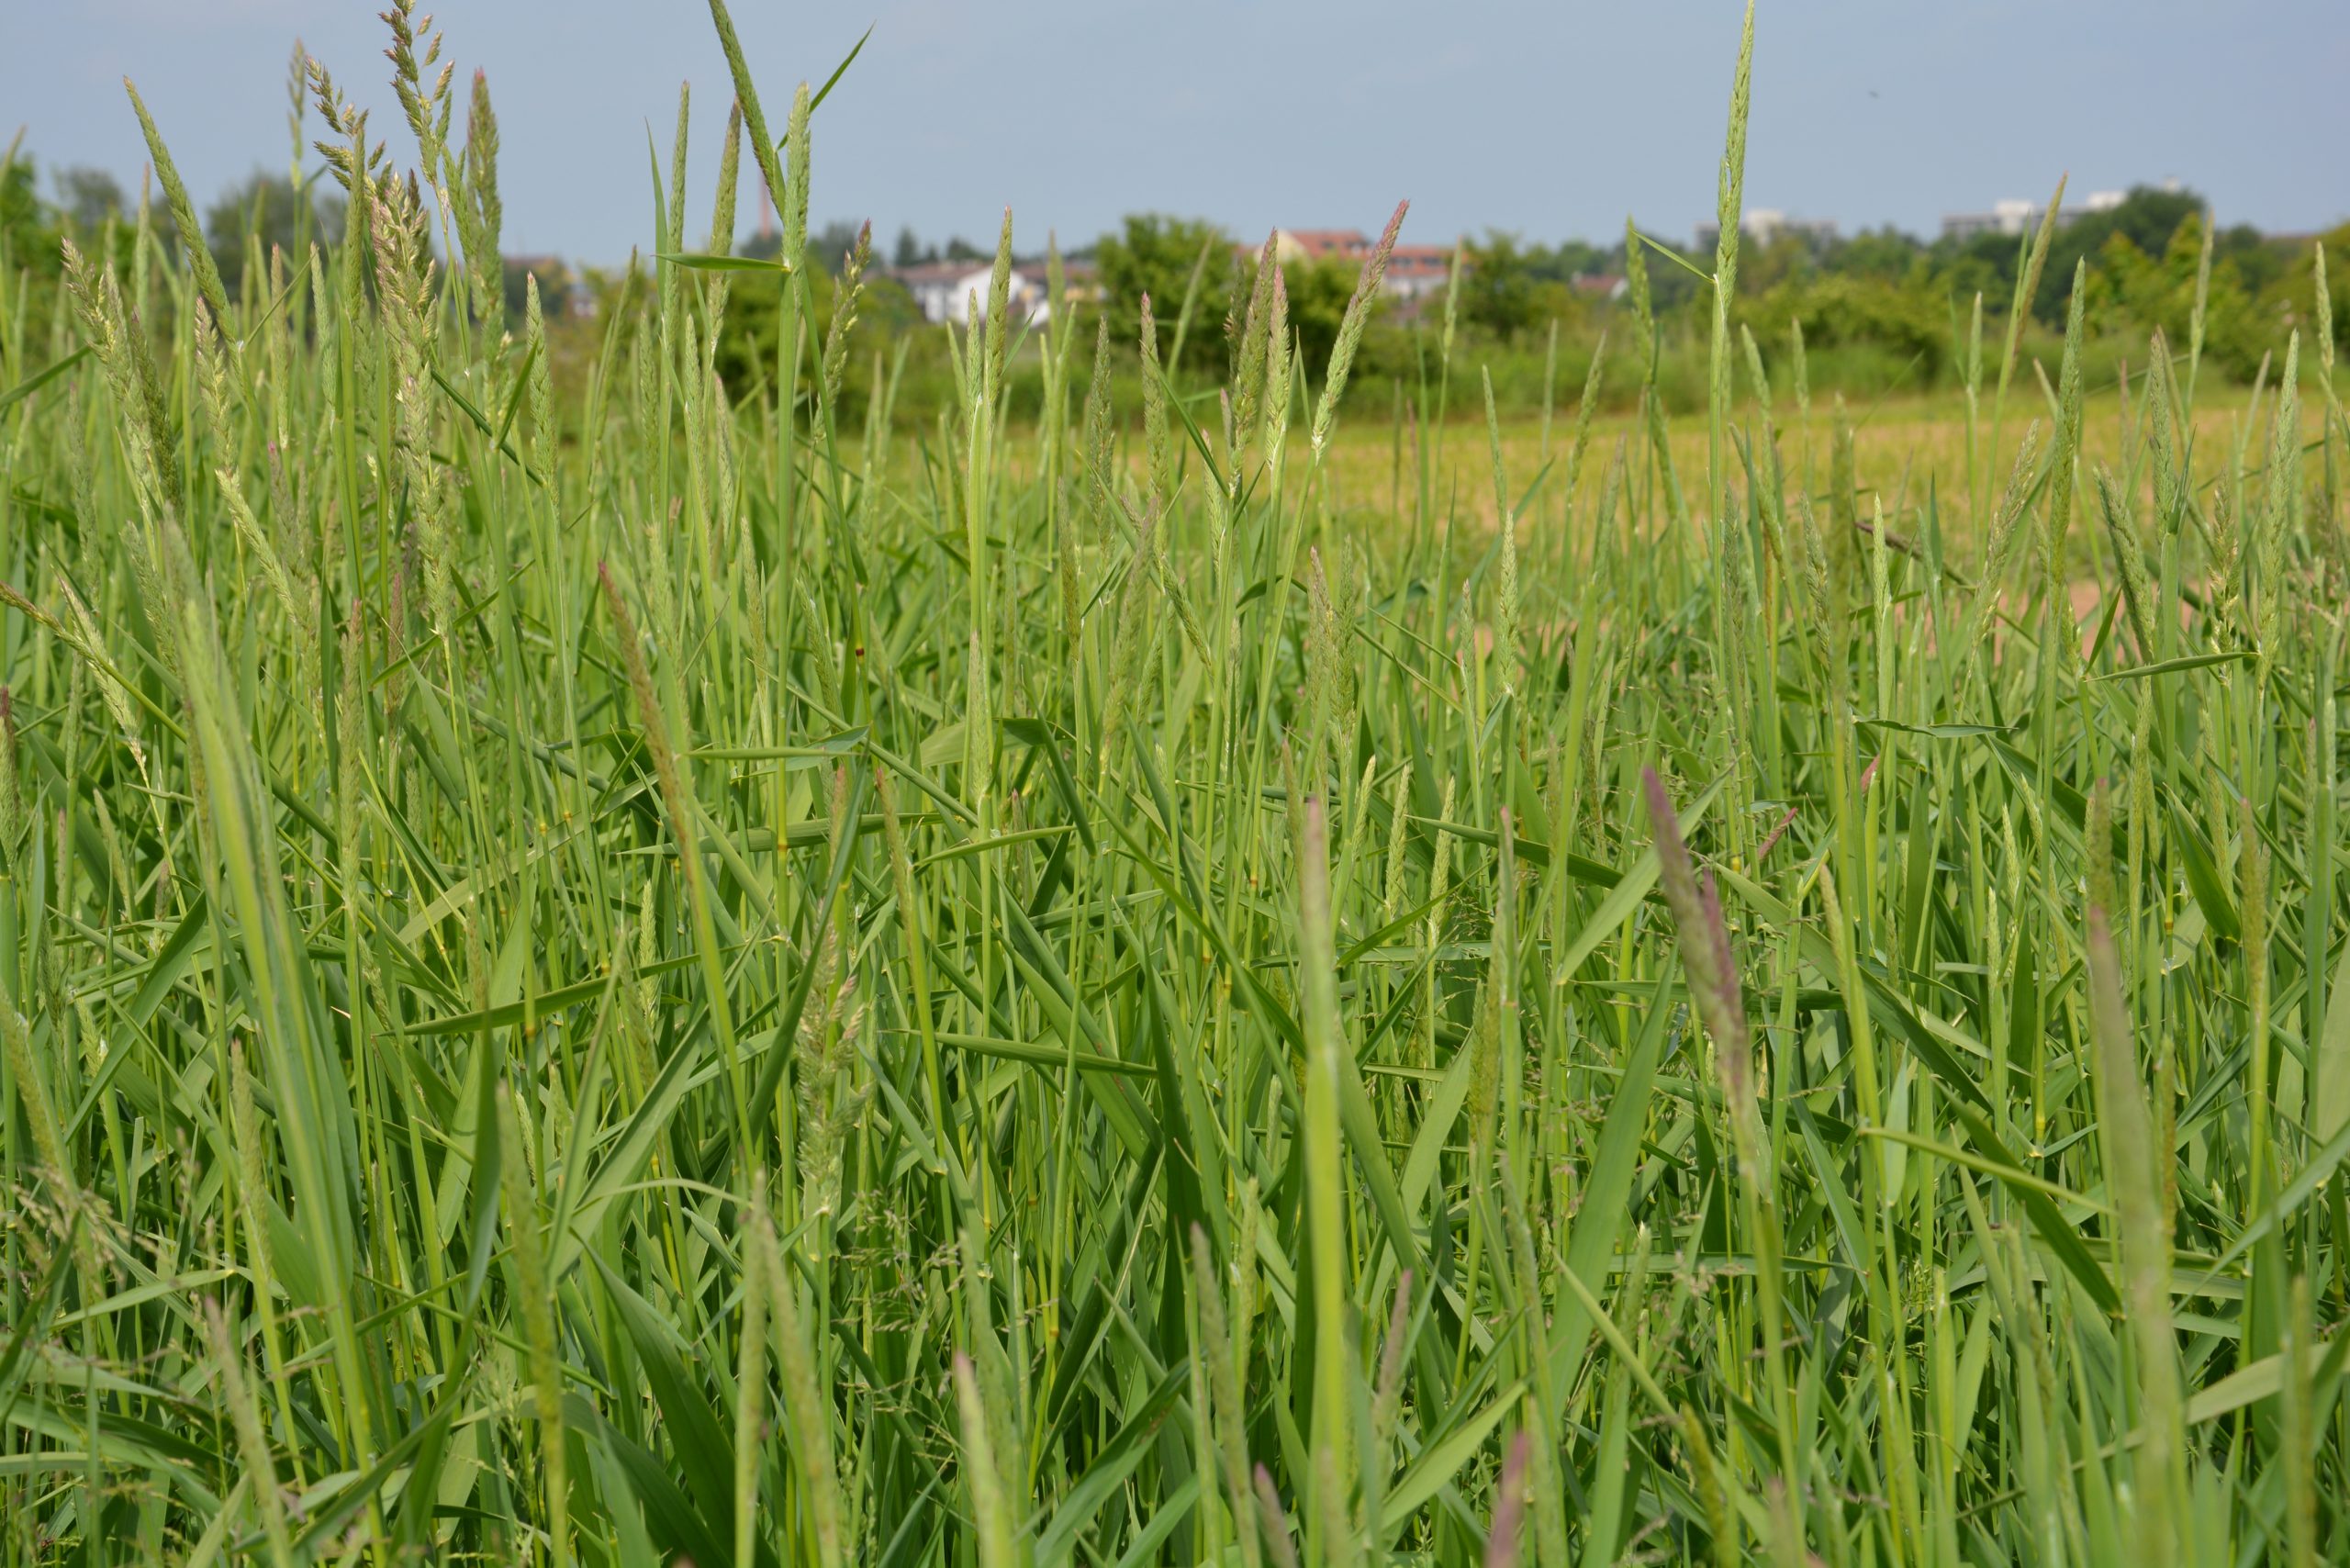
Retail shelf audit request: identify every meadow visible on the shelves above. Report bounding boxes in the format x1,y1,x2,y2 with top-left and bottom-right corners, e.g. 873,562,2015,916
2,3,2348,1565
1231,386,2269,542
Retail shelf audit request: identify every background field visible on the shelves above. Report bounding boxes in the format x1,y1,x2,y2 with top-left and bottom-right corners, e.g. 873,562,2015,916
1311,387,2270,540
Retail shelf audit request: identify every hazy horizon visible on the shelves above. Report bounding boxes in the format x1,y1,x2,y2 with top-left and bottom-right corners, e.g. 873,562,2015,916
6,0,2344,269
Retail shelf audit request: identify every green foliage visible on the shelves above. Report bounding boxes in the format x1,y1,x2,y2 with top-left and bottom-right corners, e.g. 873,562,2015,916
1093,211,1231,371
2031,183,2206,321
0,151,62,278
1736,271,1950,380
53,167,126,237
712,267,924,397
201,170,343,300
1427,230,1589,348
501,254,570,328
1457,230,1550,341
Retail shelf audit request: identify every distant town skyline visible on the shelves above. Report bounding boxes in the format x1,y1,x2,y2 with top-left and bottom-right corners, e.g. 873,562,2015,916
6,0,2344,269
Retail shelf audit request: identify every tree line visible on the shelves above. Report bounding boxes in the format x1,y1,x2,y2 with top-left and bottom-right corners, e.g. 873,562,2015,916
6,148,2342,420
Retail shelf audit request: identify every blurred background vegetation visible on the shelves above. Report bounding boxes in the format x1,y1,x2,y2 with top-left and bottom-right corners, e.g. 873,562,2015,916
6,142,2344,431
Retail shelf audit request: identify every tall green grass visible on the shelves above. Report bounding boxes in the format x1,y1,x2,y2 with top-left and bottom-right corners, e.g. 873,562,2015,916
1,3,2347,1563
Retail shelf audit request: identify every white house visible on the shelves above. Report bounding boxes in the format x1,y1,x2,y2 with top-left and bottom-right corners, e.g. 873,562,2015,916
1693,209,1841,252
891,262,1051,327
1942,189,2126,242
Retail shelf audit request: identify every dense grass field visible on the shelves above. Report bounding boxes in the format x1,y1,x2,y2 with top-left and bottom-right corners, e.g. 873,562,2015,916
4,4,2350,1565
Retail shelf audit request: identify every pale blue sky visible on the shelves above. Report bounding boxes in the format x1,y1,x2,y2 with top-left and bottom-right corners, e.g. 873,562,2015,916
5,0,2344,265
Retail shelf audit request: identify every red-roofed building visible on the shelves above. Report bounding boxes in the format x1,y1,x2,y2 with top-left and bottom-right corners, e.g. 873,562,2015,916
1248,228,1456,305
1272,229,1373,263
